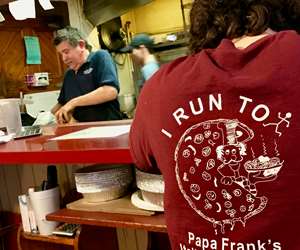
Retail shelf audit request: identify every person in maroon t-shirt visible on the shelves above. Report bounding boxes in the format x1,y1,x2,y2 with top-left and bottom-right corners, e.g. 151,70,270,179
130,0,300,249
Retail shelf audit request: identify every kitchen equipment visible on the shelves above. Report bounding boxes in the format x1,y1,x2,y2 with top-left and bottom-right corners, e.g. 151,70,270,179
85,0,153,26
118,94,136,115
98,17,126,52
154,46,188,65
23,90,60,118
0,98,22,135
75,164,133,203
14,125,42,140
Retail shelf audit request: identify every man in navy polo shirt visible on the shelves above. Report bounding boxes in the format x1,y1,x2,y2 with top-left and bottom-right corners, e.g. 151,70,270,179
51,26,122,124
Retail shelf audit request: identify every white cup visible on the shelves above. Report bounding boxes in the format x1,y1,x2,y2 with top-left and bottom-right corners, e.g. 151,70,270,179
29,187,60,235
0,99,22,135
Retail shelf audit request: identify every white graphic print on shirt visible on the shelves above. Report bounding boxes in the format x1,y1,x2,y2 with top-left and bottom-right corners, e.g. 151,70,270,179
174,118,285,235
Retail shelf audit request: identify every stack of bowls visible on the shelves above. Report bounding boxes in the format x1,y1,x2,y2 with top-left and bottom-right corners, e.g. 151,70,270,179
75,164,133,203
131,168,165,212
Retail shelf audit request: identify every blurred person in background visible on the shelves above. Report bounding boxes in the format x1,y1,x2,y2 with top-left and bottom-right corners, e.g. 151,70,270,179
121,33,159,90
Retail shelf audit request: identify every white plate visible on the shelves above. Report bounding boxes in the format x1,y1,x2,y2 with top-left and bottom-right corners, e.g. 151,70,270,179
131,190,164,212
135,169,164,193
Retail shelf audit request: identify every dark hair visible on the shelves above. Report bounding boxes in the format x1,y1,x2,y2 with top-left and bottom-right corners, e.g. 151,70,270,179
53,26,92,52
189,0,300,53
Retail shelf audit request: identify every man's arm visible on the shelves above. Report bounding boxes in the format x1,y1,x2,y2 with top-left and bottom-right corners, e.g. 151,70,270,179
55,85,118,123
51,103,62,115
67,85,118,108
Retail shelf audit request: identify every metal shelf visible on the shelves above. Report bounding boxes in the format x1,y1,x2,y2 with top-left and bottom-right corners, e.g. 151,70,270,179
180,0,193,36
183,2,193,9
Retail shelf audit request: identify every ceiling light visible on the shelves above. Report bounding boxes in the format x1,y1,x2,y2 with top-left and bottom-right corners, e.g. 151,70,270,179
38,0,54,10
0,11,5,22
9,0,36,20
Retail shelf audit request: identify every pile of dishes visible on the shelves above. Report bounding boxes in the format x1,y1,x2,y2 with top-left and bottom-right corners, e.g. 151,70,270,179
75,164,133,203
131,168,165,212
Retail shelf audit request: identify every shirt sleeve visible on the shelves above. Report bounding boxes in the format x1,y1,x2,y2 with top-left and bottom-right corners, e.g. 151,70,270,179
93,50,120,92
57,77,67,104
141,61,160,81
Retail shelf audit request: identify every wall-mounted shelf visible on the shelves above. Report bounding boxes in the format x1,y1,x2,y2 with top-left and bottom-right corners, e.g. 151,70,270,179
47,208,167,233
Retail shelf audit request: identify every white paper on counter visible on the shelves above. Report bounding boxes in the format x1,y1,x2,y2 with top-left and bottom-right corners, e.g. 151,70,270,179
50,125,131,140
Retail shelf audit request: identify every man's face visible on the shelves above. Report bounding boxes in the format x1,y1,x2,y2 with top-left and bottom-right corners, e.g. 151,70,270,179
131,46,145,65
56,40,85,71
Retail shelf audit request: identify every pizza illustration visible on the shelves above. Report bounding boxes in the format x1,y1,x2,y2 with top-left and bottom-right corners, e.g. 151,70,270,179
174,119,283,234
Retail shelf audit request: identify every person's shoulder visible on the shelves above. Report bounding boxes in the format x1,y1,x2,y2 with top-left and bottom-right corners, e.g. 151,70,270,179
140,53,196,93
91,49,112,59
273,30,300,60
276,30,300,39
64,68,73,77
149,53,197,82
275,30,300,47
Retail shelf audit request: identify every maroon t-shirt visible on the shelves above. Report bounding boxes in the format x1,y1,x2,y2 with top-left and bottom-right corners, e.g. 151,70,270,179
130,30,300,250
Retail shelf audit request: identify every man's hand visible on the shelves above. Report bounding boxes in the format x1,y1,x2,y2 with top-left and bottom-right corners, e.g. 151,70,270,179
55,101,75,124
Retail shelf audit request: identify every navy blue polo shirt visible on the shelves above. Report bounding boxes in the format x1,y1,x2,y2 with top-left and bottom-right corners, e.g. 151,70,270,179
58,50,122,122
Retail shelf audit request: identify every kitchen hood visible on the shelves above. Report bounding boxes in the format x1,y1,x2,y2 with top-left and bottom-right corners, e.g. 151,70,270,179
84,0,153,26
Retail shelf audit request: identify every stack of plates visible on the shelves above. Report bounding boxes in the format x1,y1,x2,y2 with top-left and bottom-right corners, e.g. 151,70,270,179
75,164,133,203
131,169,165,212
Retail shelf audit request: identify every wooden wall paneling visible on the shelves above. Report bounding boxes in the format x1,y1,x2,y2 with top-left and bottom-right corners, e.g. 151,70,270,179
0,24,65,98
2,165,22,213
0,29,26,98
0,167,10,212
0,65,7,98
35,30,64,86
56,164,72,199
116,228,127,250
135,229,148,250
0,190,2,212
31,164,47,189
117,228,140,250
17,165,35,195
21,28,64,93
66,164,84,189
117,228,148,250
